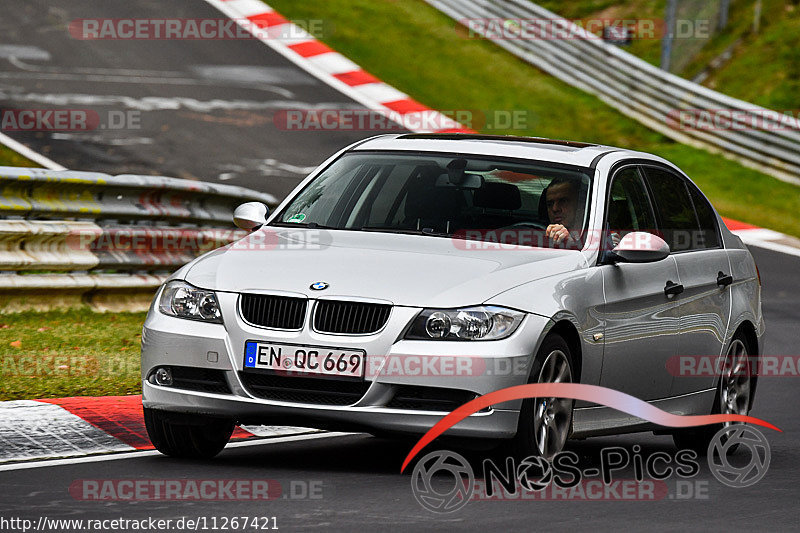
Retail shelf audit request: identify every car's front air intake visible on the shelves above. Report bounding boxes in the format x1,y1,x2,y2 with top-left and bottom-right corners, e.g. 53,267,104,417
240,294,307,330
239,373,369,406
312,300,391,335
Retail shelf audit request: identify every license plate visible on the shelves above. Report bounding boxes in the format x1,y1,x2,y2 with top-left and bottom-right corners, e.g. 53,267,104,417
243,341,365,378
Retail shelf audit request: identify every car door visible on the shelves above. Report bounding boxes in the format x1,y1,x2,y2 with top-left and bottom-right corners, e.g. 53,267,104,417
598,165,681,401
641,166,732,397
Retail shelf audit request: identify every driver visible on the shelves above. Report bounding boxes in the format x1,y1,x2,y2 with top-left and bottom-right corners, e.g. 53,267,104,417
543,176,582,245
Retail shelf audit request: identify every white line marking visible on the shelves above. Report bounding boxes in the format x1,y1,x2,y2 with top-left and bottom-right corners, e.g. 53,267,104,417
0,71,294,97
0,431,352,472
737,234,800,258
354,82,408,103
7,56,187,78
306,53,360,75
0,131,64,170
224,0,273,18
0,91,350,112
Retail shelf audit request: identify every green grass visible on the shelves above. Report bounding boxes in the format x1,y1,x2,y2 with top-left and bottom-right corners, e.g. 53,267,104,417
537,0,798,108
702,3,800,110
0,144,39,167
268,0,800,237
0,310,145,400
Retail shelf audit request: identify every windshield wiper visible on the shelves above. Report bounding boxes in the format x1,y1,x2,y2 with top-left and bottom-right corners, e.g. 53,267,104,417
358,226,452,237
271,221,339,229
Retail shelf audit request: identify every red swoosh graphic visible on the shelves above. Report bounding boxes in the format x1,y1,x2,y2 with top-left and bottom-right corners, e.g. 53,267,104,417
400,383,781,472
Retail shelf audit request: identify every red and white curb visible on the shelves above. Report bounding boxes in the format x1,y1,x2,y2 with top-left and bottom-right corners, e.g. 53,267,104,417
722,217,800,258
204,0,474,133
0,395,312,464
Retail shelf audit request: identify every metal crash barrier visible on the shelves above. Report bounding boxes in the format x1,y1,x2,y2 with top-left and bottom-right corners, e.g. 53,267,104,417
427,0,800,186
0,167,276,310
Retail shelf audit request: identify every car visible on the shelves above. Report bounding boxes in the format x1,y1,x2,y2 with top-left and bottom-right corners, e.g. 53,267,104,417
141,133,763,459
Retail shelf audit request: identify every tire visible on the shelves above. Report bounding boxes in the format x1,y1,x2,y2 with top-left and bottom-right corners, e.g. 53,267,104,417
505,333,574,460
144,408,235,459
672,332,753,455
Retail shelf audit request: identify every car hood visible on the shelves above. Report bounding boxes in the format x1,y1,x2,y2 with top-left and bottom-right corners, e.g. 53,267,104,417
184,228,586,308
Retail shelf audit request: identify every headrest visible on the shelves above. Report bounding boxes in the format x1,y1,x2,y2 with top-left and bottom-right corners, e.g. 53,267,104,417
474,182,522,210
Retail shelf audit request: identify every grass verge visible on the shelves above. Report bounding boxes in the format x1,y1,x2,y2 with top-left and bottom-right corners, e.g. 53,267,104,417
0,310,145,400
269,0,800,237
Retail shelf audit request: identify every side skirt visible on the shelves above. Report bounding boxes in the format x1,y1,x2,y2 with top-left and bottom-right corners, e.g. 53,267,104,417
571,388,716,438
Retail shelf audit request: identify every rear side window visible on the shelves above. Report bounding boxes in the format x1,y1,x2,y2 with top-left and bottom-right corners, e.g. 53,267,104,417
642,167,702,252
687,183,721,249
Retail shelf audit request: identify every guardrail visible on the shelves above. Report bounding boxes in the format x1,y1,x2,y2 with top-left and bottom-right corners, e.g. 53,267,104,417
0,167,276,311
426,0,800,187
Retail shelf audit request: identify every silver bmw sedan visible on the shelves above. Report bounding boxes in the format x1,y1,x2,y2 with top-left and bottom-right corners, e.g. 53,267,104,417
141,134,763,459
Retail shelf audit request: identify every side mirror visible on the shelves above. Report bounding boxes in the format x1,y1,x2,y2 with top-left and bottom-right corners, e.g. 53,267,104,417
603,232,670,264
233,202,269,231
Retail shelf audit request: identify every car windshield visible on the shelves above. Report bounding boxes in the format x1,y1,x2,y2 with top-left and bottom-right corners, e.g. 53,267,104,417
274,152,592,246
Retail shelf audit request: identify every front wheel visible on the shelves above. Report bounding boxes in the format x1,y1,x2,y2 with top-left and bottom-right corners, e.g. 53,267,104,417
144,408,235,459
505,334,574,460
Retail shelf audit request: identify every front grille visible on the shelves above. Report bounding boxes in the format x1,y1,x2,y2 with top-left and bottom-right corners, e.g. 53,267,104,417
313,300,391,335
386,385,477,412
171,366,231,394
240,293,307,329
240,372,369,406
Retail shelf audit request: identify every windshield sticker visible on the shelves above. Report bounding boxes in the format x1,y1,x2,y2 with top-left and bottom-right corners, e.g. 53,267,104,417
287,213,306,223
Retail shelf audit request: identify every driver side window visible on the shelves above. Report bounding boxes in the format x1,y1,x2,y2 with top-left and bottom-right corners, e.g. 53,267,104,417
606,166,657,245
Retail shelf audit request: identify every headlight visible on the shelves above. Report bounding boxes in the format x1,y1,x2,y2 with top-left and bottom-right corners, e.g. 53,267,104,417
158,281,223,323
405,306,524,341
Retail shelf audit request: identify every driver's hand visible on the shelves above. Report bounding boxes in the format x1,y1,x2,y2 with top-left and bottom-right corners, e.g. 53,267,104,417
546,224,573,245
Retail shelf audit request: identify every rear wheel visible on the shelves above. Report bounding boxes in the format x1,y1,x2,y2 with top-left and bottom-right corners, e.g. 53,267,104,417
144,408,234,459
506,334,574,460
672,333,752,454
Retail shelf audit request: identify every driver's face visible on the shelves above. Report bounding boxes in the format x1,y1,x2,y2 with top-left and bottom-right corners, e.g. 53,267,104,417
546,182,578,229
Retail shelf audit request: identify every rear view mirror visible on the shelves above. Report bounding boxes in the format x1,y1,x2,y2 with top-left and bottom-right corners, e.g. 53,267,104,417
604,232,670,263
233,202,269,231
435,173,483,189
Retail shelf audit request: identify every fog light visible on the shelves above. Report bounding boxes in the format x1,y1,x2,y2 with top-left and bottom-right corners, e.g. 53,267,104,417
154,367,173,386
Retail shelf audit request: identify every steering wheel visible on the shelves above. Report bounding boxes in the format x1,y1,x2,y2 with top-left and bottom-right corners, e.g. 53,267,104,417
500,221,547,230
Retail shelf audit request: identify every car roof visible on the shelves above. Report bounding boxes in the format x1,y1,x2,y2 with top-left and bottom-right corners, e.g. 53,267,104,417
348,133,650,168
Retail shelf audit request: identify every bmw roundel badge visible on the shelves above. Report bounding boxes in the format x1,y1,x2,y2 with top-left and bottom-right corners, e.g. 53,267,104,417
310,281,329,290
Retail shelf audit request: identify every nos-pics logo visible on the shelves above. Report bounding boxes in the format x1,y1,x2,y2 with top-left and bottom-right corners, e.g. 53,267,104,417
410,425,770,513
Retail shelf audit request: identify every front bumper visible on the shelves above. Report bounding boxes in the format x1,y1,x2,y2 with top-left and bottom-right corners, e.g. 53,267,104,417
141,291,552,439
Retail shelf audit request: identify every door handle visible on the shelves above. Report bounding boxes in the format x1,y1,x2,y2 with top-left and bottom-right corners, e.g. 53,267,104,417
716,271,733,287
664,280,684,296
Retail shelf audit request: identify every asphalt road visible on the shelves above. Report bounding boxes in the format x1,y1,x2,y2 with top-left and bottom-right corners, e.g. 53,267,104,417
0,0,399,199
0,246,795,532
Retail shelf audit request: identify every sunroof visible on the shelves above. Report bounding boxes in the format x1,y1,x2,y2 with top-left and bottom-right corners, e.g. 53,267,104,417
396,133,597,149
